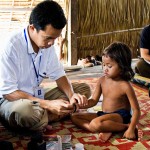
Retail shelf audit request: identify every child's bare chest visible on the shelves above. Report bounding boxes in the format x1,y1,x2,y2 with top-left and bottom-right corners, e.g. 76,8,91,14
101,82,129,111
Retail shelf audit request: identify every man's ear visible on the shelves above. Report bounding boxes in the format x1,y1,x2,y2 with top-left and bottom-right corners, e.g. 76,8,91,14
29,24,36,32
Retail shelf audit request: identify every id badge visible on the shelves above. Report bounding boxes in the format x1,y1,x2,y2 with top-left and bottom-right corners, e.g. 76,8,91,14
34,86,44,99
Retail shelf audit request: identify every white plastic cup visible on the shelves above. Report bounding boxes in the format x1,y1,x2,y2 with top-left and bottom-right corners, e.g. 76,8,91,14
74,143,84,150
57,135,62,150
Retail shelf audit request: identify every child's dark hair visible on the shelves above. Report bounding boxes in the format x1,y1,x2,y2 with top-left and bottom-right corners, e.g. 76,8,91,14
102,42,135,81
29,0,67,31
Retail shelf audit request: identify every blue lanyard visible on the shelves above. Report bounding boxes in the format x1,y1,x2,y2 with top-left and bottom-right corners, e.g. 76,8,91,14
31,55,41,85
24,29,41,85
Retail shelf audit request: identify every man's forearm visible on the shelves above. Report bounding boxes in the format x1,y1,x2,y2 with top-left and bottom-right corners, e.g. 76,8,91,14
142,55,150,61
56,76,74,100
3,90,40,102
140,48,150,61
3,90,54,110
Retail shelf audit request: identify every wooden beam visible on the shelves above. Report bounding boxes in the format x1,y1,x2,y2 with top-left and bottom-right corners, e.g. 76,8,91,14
67,0,78,66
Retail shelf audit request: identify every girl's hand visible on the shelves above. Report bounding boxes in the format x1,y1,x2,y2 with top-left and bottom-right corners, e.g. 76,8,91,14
123,128,137,140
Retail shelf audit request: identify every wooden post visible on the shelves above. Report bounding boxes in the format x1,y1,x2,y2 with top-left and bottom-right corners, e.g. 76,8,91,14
67,0,78,66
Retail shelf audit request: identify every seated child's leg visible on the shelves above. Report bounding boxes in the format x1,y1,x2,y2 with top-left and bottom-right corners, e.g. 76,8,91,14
71,112,97,131
99,126,143,142
99,132,112,142
89,113,128,142
90,113,127,132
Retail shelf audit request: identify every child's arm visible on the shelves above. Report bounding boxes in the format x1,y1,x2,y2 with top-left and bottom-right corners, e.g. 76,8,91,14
79,77,103,109
123,83,141,139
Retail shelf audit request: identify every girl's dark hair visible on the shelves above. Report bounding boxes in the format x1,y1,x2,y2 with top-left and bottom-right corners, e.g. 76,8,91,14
102,42,135,81
29,0,67,31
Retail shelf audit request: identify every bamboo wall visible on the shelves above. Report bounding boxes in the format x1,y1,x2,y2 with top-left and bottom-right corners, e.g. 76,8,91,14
77,0,150,58
0,0,65,32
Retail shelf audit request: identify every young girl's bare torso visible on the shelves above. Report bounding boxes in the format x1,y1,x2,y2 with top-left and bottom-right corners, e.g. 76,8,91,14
99,76,131,112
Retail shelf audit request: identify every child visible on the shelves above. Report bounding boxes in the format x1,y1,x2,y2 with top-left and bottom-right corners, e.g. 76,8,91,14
71,42,141,142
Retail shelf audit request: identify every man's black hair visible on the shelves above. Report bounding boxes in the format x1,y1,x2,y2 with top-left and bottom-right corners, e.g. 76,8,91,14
29,0,67,31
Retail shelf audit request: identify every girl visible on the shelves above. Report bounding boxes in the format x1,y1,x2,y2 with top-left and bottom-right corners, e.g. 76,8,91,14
71,42,141,142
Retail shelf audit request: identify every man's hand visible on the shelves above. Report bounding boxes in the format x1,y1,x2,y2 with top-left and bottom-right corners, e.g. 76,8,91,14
70,93,88,108
41,99,74,115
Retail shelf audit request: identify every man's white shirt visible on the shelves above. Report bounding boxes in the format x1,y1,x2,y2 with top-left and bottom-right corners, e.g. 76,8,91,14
0,27,65,97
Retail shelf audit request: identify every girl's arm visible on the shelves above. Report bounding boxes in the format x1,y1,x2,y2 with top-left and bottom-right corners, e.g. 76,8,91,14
123,82,141,139
80,77,103,109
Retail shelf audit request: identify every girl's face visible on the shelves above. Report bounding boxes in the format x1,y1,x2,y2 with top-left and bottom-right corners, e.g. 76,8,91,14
102,55,121,79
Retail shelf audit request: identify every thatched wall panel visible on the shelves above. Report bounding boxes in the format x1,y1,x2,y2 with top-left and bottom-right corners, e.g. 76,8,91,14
77,0,150,58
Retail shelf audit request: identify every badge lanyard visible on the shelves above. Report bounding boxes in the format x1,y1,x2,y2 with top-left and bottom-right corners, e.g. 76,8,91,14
24,29,41,86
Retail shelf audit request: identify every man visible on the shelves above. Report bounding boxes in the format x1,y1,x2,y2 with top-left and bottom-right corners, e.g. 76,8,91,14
135,25,150,78
0,0,91,131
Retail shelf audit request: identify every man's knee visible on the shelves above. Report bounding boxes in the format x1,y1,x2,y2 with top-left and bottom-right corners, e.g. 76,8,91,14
8,100,48,130
72,82,91,98
136,59,150,77
136,59,147,70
